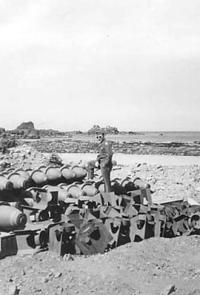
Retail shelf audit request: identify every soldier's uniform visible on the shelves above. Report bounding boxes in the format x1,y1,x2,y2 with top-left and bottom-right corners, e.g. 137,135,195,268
97,139,113,192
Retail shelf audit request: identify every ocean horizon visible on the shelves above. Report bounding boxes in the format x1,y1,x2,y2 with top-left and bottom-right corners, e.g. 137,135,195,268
105,131,200,143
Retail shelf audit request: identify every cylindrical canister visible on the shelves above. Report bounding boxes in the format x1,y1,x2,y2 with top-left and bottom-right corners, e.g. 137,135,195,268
0,205,27,229
15,169,30,182
31,169,47,185
61,167,76,182
0,175,13,191
66,184,83,199
81,183,98,197
71,166,87,181
8,172,29,190
45,167,62,182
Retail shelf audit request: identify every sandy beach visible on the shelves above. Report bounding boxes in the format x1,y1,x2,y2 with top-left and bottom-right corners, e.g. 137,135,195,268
1,0,200,293
1,146,200,294
59,152,200,166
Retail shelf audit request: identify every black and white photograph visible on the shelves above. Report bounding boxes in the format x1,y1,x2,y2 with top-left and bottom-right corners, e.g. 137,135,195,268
0,1,200,294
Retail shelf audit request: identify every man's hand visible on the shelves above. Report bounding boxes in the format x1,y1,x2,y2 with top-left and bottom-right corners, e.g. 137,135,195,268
95,161,100,168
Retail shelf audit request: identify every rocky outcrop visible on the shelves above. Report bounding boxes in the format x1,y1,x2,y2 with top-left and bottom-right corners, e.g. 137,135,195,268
88,125,119,134
12,122,40,139
16,121,35,130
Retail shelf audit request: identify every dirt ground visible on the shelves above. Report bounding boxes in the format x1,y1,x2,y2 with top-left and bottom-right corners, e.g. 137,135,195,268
1,146,200,295
1,236,200,295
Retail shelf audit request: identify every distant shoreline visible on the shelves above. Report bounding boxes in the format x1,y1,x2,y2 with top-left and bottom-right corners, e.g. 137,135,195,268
22,133,200,156
56,152,200,166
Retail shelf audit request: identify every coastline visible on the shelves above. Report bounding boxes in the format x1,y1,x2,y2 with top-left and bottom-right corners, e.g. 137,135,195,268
57,152,200,166
22,136,200,156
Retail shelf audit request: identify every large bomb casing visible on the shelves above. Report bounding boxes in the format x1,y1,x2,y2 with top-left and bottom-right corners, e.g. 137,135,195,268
45,166,62,183
8,172,29,190
0,205,27,231
61,167,76,182
31,169,47,186
71,166,87,181
0,175,13,191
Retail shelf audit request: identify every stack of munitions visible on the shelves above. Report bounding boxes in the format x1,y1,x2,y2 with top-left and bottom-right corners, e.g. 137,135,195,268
0,165,200,259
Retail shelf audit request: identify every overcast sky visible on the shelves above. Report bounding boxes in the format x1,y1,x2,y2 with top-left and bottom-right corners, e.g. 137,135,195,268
0,0,200,131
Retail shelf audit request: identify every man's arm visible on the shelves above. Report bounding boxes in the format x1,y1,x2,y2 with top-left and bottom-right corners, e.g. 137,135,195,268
105,141,113,158
101,141,113,166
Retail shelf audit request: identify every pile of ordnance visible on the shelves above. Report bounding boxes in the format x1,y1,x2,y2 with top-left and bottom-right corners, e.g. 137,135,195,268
0,164,200,259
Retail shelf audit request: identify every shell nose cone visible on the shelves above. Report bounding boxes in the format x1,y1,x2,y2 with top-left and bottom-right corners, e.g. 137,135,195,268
16,213,27,227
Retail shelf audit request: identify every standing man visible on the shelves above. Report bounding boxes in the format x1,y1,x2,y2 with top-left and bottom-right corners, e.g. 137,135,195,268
87,132,113,192
95,132,113,192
